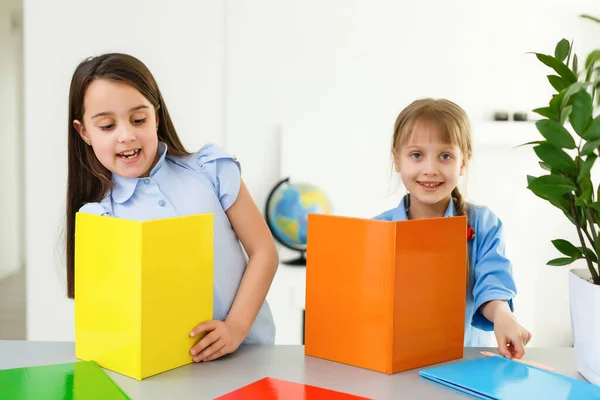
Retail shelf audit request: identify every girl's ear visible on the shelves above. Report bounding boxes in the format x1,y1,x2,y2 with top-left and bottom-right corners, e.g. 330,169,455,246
73,120,91,145
459,152,471,176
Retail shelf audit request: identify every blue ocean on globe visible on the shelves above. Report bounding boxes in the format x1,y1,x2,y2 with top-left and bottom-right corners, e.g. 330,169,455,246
266,180,332,250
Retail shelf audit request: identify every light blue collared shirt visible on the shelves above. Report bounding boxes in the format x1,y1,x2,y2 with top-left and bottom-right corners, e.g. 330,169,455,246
373,196,516,347
79,141,276,344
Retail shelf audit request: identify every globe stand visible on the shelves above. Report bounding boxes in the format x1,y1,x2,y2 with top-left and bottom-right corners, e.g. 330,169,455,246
282,252,306,266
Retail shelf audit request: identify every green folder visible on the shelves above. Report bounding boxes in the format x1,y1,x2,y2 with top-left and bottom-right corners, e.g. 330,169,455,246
0,360,131,399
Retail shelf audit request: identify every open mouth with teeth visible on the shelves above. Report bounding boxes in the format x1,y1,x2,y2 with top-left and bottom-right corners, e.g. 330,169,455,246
117,149,141,159
418,181,443,188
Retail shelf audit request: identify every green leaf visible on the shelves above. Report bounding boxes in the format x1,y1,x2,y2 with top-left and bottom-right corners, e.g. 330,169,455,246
537,184,572,213
585,50,600,69
585,51,600,81
586,63,595,82
560,105,573,125
578,154,597,182
562,209,577,225
550,91,566,110
592,208,600,224
535,53,577,83
535,119,576,149
533,143,575,172
515,140,544,148
550,196,572,214
572,54,579,75
539,161,552,172
548,75,570,92
581,139,600,156
552,239,582,258
582,173,593,188
566,39,574,68
528,175,576,200
569,89,593,135
547,257,577,266
554,39,570,62
579,246,598,262
575,182,592,205
578,204,587,226
580,177,593,204
562,82,591,107
583,116,600,141
533,107,559,121
577,207,587,226
581,14,600,24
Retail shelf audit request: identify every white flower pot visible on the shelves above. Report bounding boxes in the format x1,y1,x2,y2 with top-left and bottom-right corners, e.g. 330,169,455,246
569,268,600,386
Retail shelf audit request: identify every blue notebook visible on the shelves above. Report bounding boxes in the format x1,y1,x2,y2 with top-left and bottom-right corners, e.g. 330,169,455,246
419,356,600,400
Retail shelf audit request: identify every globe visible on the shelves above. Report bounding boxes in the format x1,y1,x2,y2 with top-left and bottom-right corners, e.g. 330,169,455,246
265,177,333,265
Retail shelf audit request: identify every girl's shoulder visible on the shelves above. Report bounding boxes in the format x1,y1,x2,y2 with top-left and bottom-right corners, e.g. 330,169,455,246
467,202,495,219
168,143,240,177
78,194,113,216
168,143,242,211
466,202,506,241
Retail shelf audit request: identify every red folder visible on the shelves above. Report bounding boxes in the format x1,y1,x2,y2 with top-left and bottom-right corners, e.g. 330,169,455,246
215,377,371,399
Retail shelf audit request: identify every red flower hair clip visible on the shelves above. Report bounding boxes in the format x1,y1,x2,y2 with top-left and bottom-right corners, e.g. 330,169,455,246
467,226,476,241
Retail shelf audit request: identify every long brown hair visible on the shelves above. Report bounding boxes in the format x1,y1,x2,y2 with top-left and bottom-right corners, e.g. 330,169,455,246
391,98,473,282
66,53,191,299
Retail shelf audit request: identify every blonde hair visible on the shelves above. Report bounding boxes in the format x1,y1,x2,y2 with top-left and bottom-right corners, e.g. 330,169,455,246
392,98,473,282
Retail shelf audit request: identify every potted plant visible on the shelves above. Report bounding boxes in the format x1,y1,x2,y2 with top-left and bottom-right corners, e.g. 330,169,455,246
525,14,600,385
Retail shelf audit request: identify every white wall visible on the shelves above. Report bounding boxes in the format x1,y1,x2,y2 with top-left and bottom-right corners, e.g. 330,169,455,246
24,0,600,345
226,0,599,218
226,0,600,346
24,0,225,340
0,0,24,281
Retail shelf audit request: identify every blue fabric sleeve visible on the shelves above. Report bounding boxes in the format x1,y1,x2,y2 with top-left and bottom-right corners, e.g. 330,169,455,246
196,144,242,211
471,207,517,331
78,202,111,216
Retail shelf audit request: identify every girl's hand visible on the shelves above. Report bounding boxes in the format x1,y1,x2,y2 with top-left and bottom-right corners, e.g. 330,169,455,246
189,320,246,362
493,310,532,360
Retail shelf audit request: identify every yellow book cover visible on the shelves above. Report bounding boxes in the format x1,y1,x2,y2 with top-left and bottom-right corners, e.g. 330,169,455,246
74,212,214,380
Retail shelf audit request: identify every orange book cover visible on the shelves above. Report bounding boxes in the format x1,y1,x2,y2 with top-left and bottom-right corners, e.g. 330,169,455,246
304,214,467,374
215,377,371,399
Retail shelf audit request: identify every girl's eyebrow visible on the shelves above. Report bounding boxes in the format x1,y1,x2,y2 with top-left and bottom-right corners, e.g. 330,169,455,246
91,105,149,119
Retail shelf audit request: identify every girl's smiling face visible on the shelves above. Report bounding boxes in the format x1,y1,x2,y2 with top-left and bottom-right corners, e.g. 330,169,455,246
395,119,466,210
73,79,159,178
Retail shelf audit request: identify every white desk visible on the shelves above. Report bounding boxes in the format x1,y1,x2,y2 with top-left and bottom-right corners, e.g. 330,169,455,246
0,341,588,399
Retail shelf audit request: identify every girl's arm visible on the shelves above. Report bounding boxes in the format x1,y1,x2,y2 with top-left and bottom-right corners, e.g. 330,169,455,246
189,179,278,362
223,179,279,336
470,209,517,330
481,299,511,322
471,207,531,359
482,299,531,359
